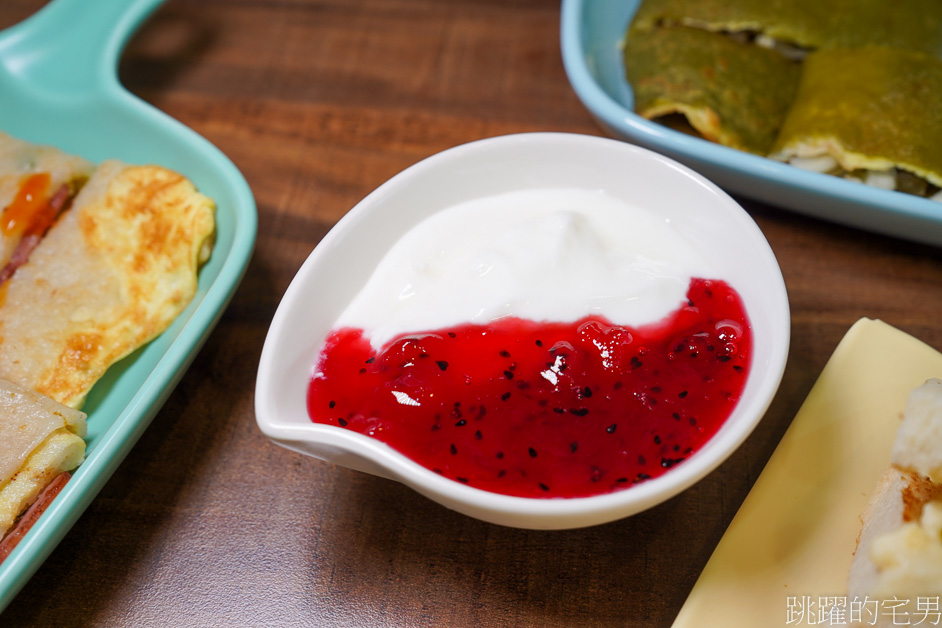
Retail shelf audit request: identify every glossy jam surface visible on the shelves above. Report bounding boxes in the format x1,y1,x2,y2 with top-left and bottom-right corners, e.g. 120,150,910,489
307,279,751,498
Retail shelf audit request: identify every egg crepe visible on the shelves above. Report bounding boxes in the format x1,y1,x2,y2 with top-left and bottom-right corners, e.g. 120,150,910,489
0,159,216,409
0,378,85,541
0,132,93,281
623,25,801,155
770,47,942,197
630,0,942,58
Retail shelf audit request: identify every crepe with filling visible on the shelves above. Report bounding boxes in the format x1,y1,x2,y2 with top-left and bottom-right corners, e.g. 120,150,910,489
0,159,216,409
623,25,801,155
769,47,942,192
0,132,93,281
630,0,942,57
0,378,86,540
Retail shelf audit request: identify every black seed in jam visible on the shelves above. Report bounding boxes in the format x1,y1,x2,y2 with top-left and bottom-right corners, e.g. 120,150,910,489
733,365,744,372
329,400,336,409
497,469,506,478
450,444,458,455
613,381,623,390
717,355,731,362
499,350,511,358
616,477,628,484
539,483,550,492
338,418,348,427
455,419,467,427
635,473,651,483
528,447,538,458
457,477,469,483
654,435,661,444
535,339,543,346
503,370,514,379
606,424,617,434
501,392,512,401
496,451,504,459
569,408,589,417
436,360,449,371
359,368,366,374
475,430,483,440
689,417,697,425
570,442,579,453
673,444,680,452
448,332,456,338
678,390,688,399
583,386,593,398
672,412,681,420
365,357,375,364
553,407,566,414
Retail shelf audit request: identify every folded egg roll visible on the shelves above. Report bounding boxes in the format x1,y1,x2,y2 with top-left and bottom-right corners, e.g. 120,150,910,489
0,159,216,409
0,378,86,540
630,0,942,57
623,25,801,155
0,132,93,281
769,47,942,196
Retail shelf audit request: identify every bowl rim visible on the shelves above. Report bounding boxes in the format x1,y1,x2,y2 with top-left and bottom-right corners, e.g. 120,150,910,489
255,131,790,529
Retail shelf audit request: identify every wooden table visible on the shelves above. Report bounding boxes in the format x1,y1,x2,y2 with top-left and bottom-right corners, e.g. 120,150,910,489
3,1,942,626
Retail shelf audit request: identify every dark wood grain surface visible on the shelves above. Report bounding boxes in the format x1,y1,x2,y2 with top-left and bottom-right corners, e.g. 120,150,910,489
3,1,942,626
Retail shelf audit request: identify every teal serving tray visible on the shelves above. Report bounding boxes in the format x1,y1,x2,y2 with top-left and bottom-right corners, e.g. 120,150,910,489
0,0,257,611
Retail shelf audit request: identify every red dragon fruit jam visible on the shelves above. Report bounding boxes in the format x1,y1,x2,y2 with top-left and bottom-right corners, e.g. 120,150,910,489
307,277,751,499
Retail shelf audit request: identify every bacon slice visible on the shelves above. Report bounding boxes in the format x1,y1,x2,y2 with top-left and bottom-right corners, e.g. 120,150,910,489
0,472,71,563
0,183,72,286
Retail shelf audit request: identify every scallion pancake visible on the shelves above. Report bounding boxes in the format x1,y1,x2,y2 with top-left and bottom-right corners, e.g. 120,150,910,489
770,47,942,190
630,0,942,57
0,160,216,409
623,25,801,155
0,378,85,538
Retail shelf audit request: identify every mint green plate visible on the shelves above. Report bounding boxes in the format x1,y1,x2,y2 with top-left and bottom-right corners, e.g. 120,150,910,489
0,0,257,611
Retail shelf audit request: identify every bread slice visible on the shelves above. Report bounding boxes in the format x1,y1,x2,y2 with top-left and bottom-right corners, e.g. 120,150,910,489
892,378,942,483
848,379,942,624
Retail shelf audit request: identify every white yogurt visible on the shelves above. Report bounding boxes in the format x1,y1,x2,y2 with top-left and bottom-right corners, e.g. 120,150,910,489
336,188,718,350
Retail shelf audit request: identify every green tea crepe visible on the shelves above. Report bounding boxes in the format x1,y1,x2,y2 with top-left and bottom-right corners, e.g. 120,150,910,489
770,47,942,197
631,0,942,58
623,26,800,155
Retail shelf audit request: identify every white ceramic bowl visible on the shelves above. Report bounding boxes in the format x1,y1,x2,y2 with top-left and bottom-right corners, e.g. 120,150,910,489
255,133,790,530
